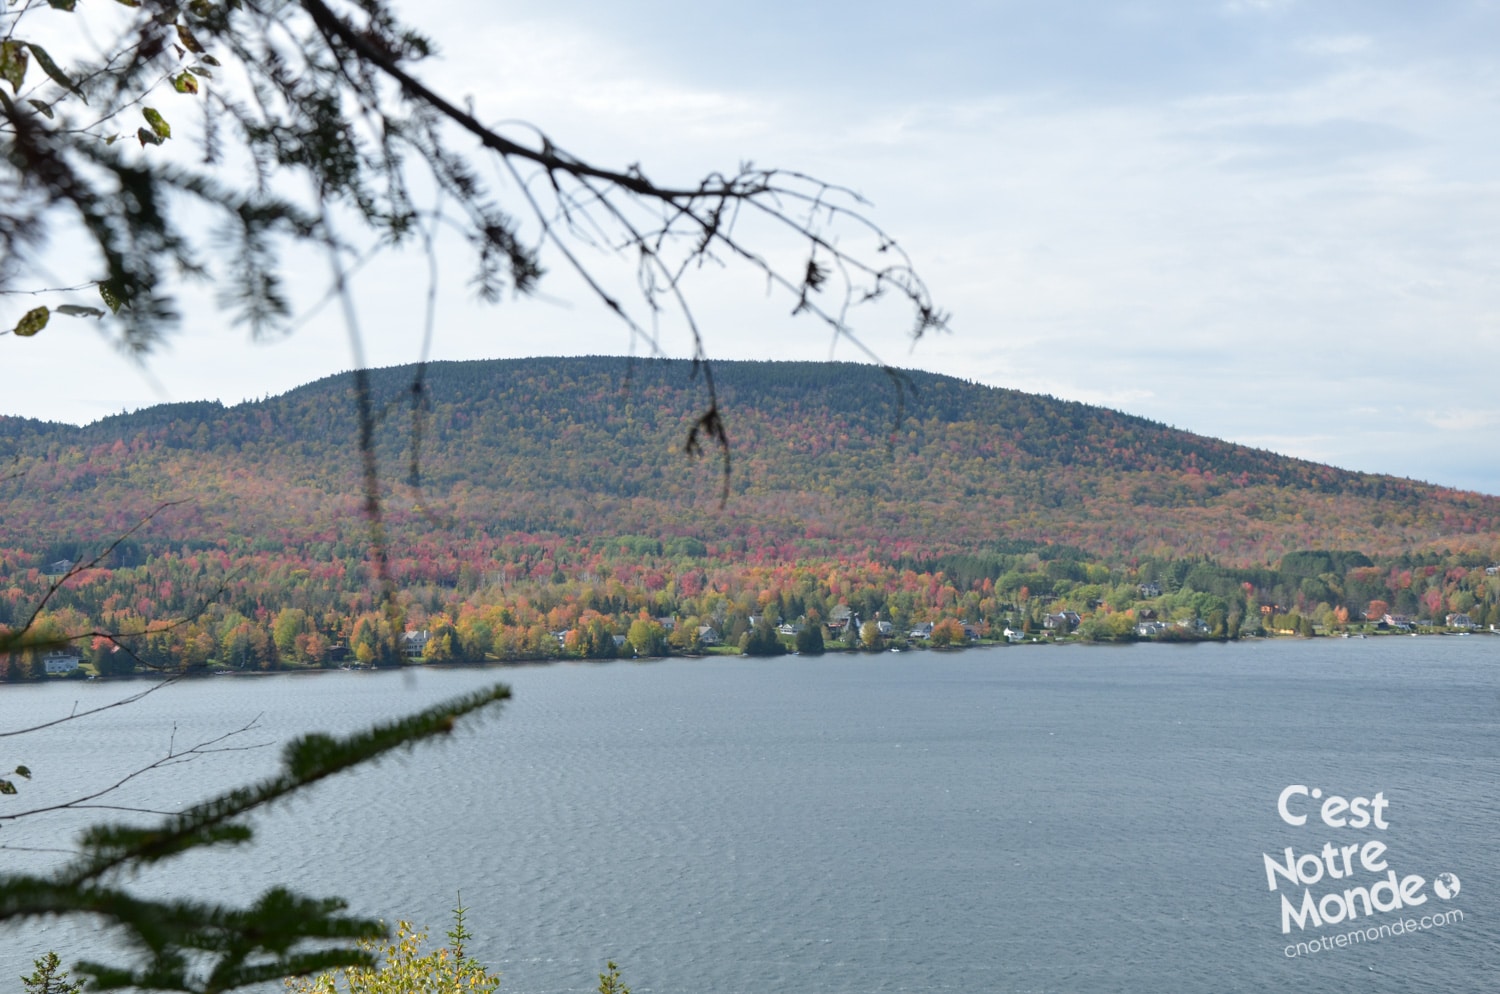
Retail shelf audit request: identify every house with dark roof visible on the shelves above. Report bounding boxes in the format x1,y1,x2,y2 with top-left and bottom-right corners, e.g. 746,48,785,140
1043,611,1080,632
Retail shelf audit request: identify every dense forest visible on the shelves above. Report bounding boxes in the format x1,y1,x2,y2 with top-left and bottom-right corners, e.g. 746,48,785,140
2,357,1497,675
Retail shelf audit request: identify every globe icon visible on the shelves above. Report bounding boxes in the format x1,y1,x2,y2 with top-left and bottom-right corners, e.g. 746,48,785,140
1434,873,1461,900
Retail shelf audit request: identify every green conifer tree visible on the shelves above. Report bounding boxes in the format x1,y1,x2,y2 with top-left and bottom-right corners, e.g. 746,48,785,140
22,952,82,994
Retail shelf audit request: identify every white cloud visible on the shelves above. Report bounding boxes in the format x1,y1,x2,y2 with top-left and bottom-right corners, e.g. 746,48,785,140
1223,0,1296,14
1422,409,1500,432
413,10,780,161
1297,35,1375,57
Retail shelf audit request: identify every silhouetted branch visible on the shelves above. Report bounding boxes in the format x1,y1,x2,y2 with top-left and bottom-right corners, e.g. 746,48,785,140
6,501,191,651
0,718,271,825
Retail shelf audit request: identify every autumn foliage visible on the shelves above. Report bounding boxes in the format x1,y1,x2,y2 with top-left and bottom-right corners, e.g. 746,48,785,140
1,358,1497,673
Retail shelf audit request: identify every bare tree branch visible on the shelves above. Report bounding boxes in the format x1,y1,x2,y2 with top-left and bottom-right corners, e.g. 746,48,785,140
1,718,272,825
5,500,191,653
0,680,179,740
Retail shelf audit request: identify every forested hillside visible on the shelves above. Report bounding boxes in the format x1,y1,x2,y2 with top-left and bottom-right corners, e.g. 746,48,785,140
3,356,1496,561
2,357,1497,673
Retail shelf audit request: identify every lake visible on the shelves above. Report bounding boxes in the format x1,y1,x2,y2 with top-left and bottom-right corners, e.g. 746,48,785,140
2,637,1496,993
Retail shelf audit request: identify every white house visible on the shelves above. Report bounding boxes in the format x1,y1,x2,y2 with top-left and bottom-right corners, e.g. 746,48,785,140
42,650,83,674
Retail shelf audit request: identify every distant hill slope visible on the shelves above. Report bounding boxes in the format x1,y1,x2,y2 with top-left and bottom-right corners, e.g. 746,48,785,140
2,356,1496,565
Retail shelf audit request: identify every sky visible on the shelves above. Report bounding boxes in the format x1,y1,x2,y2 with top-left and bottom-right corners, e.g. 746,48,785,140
5,0,1500,495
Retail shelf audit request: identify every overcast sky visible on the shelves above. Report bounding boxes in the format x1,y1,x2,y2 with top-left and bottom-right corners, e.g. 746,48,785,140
6,0,1499,495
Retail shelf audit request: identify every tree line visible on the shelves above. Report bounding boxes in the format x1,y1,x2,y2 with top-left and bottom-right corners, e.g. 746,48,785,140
6,539,1496,677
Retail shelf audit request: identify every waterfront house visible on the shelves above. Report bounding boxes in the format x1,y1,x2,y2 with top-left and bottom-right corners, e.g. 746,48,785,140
1043,611,1080,632
42,650,83,674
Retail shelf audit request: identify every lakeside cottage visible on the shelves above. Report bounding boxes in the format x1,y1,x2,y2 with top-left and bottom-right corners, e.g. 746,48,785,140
1381,613,1414,631
1043,611,1080,632
402,630,430,657
42,650,83,674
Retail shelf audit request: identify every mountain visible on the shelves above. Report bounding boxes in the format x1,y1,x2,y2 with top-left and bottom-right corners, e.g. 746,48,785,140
2,355,1497,567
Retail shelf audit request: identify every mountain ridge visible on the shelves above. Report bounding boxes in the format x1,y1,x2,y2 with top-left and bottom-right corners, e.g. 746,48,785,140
2,355,1496,566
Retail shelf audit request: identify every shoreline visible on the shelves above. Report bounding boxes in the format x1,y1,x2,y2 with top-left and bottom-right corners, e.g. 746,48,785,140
29,625,1494,685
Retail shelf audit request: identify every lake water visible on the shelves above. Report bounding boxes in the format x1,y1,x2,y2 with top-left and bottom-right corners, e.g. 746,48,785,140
2,637,1497,993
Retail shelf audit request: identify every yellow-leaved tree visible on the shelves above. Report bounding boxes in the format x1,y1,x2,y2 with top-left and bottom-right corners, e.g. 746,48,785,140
286,905,498,994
